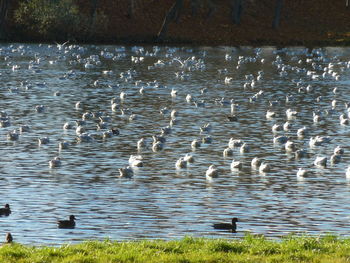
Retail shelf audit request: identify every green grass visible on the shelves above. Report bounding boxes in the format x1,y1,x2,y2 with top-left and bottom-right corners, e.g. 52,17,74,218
1,234,350,262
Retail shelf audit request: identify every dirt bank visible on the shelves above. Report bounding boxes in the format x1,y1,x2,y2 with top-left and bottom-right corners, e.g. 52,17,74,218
6,0,350,46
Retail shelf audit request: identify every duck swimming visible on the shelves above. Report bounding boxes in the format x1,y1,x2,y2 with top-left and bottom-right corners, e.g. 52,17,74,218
213,218,238,232
170,89,177,97
285,141,296,152
7,130,19,141
228,138,243,148
191,139,201,149
283,121,292,131
129,155,143,167
77,133,94,143
170,109,178,119
38,137,50,145
272,124,283,133
49,157,61,168
309,136,331,147
240,143,250,153
273,136,289,144
251,157,262,169
57,215,76,229
63,122,73,130
183,153,194,163
119,166,134,178
286,108,298,119
297,168,309,177
231,160,243,170
295,149,307,159
161,126,172,136
19,125,30,133
0,204,11,216
206,165,219,178
175,157,187,169
227,115,238,122
202,136,212,144
266,110,276,119
35,105,45,113
297,126,308,137
334,146,344,155
200,123,212,133
314,156,327,168
58,141,69,150
152,141,164,152
223,147,233,157
137,138,146,150
259,162,271,173
330,154,341,164
76,125,85,135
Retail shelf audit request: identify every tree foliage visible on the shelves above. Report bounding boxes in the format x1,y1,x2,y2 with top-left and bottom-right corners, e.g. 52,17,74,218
13,0,107,40
14,0,81,38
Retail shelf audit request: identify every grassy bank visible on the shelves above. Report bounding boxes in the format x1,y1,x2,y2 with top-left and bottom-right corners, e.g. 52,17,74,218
1,234,350,263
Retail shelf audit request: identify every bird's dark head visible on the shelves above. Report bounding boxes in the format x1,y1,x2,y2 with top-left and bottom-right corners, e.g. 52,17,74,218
69,215,76,221
232,218,238,223
5,204,10,209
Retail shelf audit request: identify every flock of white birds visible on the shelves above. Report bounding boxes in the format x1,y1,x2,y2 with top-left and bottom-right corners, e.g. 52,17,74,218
2,43,350,184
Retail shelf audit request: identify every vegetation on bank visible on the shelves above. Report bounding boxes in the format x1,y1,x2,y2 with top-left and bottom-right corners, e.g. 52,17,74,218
1,0,350,45
1,234,350,263
12,0,108,41
14,0,81,39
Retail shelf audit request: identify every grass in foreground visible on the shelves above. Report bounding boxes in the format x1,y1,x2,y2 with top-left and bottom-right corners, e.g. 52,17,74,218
1,234,350,263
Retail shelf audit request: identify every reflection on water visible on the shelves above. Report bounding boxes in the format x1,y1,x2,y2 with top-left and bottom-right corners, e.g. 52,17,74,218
1,44,350,244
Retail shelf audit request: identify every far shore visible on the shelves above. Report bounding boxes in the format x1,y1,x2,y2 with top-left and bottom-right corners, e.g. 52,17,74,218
1,37,349,48
4,1,350,48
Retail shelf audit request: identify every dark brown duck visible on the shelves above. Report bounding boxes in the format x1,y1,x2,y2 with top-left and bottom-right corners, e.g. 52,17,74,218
213,218,238,232
57,215,76,229
0,204,11,216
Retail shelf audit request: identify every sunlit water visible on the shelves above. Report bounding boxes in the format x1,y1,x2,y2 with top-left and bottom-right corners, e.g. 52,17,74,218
1,44,350,245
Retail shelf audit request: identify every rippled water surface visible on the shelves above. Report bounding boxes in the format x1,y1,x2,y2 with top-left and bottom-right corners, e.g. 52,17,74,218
1,44,350,245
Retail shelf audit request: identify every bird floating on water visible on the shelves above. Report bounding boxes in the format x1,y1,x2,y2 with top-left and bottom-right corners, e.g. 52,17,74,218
175,157,187,169
223,147,233,157
228,138,243,148
213,218,238,232
119,166,134,178
57,215,76,229
206,165,219,179
251,157,262,169
297,168,309,178
231,160,243,171
49,157,61,168
314,156,327,168
129,155,143,167
191,139,201,149
183,154,194,163
227,115,238,122
0,204,11,216
259,162,271,173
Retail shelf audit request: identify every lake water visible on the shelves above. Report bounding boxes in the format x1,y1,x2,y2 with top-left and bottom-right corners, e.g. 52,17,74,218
1,44,350,245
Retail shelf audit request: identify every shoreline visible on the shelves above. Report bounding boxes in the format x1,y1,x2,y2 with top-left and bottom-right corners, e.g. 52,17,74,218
1,37,349,48
4,1,350,48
